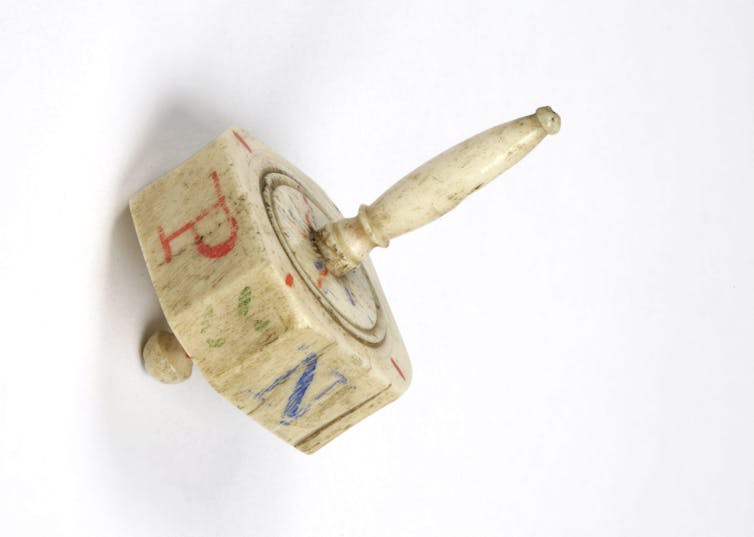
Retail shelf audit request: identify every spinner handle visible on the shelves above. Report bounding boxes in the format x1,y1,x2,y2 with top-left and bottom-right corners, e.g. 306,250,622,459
314,106,561,276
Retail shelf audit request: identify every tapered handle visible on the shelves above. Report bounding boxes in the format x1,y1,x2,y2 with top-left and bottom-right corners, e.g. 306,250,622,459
314,106,560,276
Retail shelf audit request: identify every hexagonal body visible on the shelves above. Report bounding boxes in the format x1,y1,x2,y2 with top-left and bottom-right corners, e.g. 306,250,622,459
129,128,411,453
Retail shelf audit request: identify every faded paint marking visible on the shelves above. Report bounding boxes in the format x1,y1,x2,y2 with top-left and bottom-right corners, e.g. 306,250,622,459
253,352,348,426
157,171,238,263
390,357,406,381
233,130,252,153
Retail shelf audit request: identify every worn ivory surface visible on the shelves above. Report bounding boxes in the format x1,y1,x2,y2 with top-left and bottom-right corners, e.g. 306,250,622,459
130,128,411,453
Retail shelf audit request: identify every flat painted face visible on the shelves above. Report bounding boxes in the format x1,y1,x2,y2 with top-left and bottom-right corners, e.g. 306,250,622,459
264,173,385,344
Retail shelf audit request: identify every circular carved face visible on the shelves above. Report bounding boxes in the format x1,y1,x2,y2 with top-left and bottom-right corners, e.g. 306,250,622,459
263,172,385,344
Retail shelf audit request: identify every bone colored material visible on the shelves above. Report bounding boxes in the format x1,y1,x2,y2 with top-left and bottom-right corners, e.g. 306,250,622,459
143,330,193,383
130,128,410,453
130,107,558,453
314,106,560,276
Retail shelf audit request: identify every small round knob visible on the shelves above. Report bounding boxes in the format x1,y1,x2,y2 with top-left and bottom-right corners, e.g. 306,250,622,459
143,331,192,383
535,106,561,134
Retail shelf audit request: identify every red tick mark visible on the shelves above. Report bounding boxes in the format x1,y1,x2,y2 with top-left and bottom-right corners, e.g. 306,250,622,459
285,273,294,287
390,357,406,381
233,130,252,153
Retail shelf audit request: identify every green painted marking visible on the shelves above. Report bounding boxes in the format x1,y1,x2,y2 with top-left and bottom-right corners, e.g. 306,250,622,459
238,286,252,316
206,338,225,348
200,306,214,334
254,319,270,332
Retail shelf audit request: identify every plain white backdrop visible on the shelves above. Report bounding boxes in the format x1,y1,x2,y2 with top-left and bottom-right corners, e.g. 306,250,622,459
1,1,752,535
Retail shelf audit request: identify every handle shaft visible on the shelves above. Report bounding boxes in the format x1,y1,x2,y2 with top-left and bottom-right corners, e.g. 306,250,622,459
315,106,560,276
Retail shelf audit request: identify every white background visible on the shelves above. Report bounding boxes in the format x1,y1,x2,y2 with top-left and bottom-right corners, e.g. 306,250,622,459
1,1,752,535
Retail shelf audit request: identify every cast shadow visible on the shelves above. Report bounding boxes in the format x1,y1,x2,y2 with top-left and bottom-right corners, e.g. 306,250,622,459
96,97,294,530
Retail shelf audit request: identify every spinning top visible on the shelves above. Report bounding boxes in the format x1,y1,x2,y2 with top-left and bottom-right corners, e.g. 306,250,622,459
131,106,560,453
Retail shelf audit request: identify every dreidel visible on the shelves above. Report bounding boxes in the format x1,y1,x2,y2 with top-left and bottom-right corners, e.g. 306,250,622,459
130,106,561,453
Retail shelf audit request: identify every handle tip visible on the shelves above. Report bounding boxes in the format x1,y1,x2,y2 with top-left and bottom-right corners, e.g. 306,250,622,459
535,106,561,135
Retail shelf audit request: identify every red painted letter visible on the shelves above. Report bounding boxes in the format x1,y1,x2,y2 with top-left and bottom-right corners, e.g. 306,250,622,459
157,171,238,263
